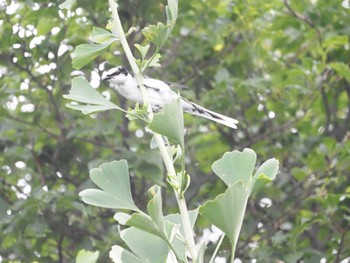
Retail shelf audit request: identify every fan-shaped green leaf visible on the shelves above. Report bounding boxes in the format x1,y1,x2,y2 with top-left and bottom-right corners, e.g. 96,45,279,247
63,77,122,114
79,160,138,211
148,98,184,150
199,182,249,246
211,148,256,187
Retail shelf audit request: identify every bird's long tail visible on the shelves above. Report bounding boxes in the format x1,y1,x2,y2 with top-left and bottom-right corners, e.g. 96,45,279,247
183,99,238,129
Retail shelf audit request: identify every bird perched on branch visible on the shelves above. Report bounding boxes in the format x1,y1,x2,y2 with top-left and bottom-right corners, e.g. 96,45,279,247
102,66,238,129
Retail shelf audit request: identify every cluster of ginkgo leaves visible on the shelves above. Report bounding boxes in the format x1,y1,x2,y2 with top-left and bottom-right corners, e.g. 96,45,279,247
60,0,279,262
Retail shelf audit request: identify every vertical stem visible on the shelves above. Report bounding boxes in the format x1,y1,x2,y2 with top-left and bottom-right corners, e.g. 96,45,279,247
154,128,197,260
153,134,176,175
108,0,153,118
230,242,237,263
108,0,198,260
176,195,197,258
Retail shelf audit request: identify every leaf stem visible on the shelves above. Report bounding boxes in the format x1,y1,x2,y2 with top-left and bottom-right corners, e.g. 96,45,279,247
209,233,225,263
230,242,237,263
108,0,198,260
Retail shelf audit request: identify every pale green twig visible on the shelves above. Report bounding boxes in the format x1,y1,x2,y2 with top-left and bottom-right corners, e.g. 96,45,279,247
209,233,225,263
108,0,198,260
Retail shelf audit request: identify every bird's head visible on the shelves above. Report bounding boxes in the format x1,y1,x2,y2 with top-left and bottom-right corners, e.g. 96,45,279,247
101,66,130,84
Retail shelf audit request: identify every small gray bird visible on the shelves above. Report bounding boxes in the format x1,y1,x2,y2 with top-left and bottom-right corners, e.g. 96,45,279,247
102,66,238,129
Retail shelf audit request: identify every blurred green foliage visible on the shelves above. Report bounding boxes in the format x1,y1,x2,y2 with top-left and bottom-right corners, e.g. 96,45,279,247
0,0,349,262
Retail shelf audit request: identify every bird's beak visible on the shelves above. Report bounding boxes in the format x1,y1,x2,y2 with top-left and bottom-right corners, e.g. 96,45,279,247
101,71,110,81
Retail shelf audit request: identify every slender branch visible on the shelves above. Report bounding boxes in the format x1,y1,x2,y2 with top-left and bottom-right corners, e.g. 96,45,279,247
108,1,198,260
31,149,46,186
283,0,313,28
339,82,350,139
58,234,64,263
108,0,153,119
7,115,59,138
283,0,321,42
320,85,331,134
209,233,225,263
318,68,332,134
334,231,347,263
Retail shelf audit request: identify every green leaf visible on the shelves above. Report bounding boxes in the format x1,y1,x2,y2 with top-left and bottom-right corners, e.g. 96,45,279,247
147,185,166,235
121,227,170,263
165,210,198,262
199,181,249,247
113,212,131,225
126,103,148,121
109,245,143,263
36,17,59,35
71,38,117,69
59,0,76,9
251,158,279,195
211,148,257,188
79,160,139,211
115,211,181,260
165,209,198,237
142,22,169,50
322,35,349,53
116,212,174,243
66,104,116,115
166,0,178,29
64,77,113,104
125,27,137,37
194,242,206,263
256,157,279,177
75,250,99,263
89,27,117,45
329,62,350,83
283,251,304,263
134,44,162,71
148,98,184,150
115,213,160,236
134,44,150,60
63,77,122,114
147,54,161,68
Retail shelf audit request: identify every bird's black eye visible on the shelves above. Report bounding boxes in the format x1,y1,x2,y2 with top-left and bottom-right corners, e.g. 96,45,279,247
118,67,128,76
103,67,128,80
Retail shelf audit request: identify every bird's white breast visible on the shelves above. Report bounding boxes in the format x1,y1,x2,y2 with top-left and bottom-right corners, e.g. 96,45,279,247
111,75,142,102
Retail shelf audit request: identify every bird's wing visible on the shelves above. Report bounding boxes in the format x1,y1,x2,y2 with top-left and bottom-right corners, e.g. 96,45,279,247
166,81,188,90
143,76,187,90
142,77,180,106
143,78,172,92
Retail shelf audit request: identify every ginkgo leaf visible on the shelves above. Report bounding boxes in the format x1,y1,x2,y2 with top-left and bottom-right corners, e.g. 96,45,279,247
79,160,139,211
63,77,122,114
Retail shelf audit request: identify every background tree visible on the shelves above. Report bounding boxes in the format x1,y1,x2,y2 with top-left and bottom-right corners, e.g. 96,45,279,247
0,0,349,262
